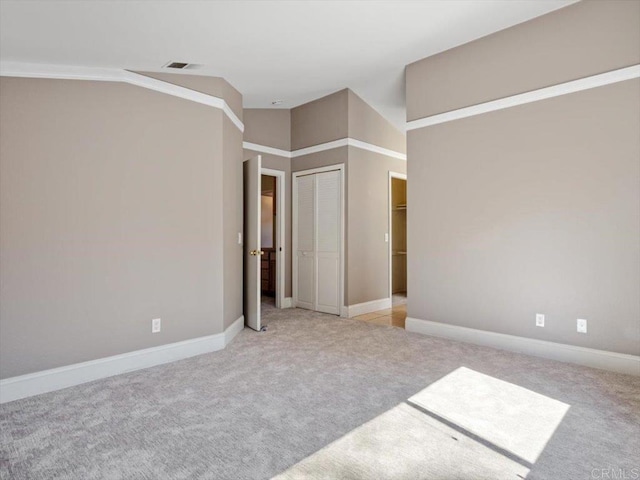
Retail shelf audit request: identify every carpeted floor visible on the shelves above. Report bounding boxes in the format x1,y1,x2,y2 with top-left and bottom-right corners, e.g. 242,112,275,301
1,307,639,479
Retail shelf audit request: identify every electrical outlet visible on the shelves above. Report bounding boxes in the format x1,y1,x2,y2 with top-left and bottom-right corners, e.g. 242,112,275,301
152,318,161,333
384,233,389,243
535,313,545,327
577,318,587,333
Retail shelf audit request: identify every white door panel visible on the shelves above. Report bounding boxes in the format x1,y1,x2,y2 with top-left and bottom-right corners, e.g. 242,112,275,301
243,156,262,331
296,254,315,309
293,167,342,315
296,175,315,252
316,254,340,314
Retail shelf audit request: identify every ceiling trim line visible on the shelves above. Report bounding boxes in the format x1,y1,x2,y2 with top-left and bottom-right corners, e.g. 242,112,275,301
243,142,292,158
244,139,407,161
0,62,244,132
406,64,640,131
292,138,407,160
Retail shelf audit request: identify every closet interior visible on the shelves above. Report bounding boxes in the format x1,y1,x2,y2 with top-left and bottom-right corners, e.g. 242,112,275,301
391,177,407,304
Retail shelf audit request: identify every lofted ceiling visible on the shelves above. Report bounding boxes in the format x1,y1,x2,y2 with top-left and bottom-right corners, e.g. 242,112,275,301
0,0,576,130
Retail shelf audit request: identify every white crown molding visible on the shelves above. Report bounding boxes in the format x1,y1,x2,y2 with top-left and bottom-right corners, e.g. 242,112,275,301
406,64,640,131
346,297,392,318
290,138,347,158
243,142,292,158
406,317,640,376
0,316,245,404
244,138,407,160
0,62,244,132
346,138,407,161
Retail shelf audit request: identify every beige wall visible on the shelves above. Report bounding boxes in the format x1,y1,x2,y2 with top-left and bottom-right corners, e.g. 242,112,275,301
291,90,349,150
406,1,640,355
223,116,244,329
347,147,406,305
291,147,349,173
244,109,291,151
0,77,232,378
406,0,640,120
348,91,406,154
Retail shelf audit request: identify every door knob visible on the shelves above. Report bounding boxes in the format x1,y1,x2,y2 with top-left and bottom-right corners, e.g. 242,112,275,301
250,250,264,256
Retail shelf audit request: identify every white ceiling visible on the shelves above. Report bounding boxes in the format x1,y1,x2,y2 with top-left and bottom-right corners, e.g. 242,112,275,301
0,0,575,129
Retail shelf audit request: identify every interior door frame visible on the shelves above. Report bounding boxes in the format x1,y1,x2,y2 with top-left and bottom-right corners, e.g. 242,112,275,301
388,171,407,299
261,167,286,309
292,163,346,316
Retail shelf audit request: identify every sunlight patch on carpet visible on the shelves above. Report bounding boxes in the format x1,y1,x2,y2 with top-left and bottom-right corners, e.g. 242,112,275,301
409,367,570,464
272,402,529,480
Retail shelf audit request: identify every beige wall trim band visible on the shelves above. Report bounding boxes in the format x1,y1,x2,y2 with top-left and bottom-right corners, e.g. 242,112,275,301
0,62,245,132
406,64,640,131
244,138,407,161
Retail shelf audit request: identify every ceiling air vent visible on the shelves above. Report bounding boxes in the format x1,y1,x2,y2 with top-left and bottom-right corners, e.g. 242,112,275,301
164,62,190,69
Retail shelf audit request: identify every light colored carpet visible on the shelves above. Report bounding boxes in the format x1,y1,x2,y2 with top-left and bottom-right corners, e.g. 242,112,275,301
274,402,529,480
408,367,570,465
1,307,639,479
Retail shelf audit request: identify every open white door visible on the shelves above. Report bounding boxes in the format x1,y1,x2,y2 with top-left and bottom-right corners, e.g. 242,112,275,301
243,155,262,331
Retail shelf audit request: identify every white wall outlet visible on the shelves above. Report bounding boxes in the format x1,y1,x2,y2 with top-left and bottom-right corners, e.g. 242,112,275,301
535,313,545,327
152,318,161,333
577,318,587,333
384,233,389,243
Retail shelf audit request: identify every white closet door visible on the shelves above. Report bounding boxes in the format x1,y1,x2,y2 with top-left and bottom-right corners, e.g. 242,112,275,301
295,174,315,311
314,170,341,314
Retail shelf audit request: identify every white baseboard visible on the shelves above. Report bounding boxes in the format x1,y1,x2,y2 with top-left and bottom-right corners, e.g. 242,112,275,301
346,297,392,318
0,316,245,404
406,317,640,376
281,297,293,309
224,315,244,345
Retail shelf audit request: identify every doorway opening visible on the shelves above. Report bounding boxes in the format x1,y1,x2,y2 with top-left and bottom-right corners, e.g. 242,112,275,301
244,157,285,332
389,173,407,307
260,174,277,311
260,168,285,314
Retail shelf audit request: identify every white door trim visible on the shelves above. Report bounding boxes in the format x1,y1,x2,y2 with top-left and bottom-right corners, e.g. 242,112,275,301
389,171,407,299
292,164,345,315
261,168,286,309
0,61,244,132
